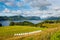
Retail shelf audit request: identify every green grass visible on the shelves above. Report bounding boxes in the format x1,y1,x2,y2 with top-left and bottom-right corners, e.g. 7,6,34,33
8,27,59,40
0,26,45,40
50,30,60,40
15,27,60,40
7,23,60,40
0,23,60,40
42,23,60,28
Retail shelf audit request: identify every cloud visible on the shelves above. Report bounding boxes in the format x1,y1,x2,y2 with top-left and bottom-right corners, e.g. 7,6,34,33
22,10,42,16
1,0,51,10
52,6,60,11
5,10,21,14
3,8,10,13
0,0,60,18
24,0,51,10
1,8,22,16
11,10,22,14
2,6,60,18
5,2,14,6
0,0,16,7
17,1,25,7
21,6,60,18
0,0,15,2
0,0,51,10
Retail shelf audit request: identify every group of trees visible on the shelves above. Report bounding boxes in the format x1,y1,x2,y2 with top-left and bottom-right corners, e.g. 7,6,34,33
43,20,60,23
0,20,60,27
0,23,2,27
35,20,60,28
9,21,35,26
9,20,60,28
0,16,7,21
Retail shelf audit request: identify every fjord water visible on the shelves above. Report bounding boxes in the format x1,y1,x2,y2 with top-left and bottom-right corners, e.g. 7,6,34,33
0,20,43,26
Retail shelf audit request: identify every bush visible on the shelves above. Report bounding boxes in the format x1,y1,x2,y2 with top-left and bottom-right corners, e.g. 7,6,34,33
35,23,44,28
44,20,54,23
9,22,15,26
9,21,35,26
0,23,2,27
23,21,34,26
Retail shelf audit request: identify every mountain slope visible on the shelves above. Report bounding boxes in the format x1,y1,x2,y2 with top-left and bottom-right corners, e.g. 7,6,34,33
46,17,60,20
25,16,41,20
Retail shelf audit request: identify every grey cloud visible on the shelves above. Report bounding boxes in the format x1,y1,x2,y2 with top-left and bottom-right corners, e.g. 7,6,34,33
0,0,16,7
24,0,51,10
0,0,51,10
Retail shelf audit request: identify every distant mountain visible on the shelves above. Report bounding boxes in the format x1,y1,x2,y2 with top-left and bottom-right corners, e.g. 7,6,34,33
8,15,26,20
0,16,41,20
0,15,26,21
0,16,60,21
25,16,41,20
0,16,8,21
8,16,41,20
45,17,60,20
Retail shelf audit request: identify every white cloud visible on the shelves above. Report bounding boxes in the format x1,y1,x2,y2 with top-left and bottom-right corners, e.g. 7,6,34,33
0,0,16,7
0,0,51,10
21,6,60,18
3,8,10,13
11,10,22,14
0,0,60,18
52,6,60,11
2,8,22,14
22,10,43,16
5,2,14,6
0,0,15,2
24,0,51,9
17,2,25,7
2,8,22,16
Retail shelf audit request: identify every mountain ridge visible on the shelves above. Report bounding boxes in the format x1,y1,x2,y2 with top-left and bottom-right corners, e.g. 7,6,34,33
0,16,60,21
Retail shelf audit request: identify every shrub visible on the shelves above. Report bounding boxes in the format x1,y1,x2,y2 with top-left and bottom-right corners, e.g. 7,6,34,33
0,23,2,27
9,21,35,26
9,22,15,26
44,20,54,23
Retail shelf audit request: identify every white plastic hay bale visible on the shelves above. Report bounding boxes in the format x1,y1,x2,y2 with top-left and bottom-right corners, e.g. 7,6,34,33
14,30,42,36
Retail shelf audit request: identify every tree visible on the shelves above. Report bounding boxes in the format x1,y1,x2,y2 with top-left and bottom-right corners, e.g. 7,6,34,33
9,22,15,26
0,23,2,27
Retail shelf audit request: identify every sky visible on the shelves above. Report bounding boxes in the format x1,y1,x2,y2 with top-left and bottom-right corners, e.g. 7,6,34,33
0,0,60,18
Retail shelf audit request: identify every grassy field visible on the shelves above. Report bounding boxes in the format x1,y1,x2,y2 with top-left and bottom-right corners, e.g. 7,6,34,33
0,23,60,40
42,23,60,28
6,27,60,40
0,26,45,40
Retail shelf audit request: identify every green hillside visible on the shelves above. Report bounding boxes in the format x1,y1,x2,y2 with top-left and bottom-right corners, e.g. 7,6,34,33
0,20,60,40
0,26,45,40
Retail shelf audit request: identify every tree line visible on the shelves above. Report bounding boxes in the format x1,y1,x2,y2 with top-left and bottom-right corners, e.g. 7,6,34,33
0,20,60,27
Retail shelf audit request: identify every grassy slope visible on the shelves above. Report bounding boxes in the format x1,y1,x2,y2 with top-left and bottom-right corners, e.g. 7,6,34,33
6,23,60,40
8,27,60,40
42,23,60,28
0,23,60,40
0,26,45,40
6,27,60,40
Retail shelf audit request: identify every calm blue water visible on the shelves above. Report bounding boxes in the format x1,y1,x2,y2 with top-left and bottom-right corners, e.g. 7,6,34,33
0,20,43,26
